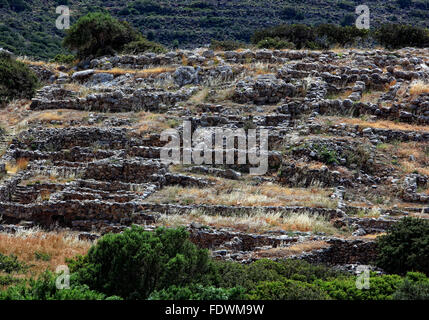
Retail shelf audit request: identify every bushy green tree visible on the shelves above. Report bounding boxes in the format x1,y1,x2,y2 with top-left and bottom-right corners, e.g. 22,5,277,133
374,24,429,48
376,217,429,275
0,55,39,104
63,12,142,58
69,226,212,299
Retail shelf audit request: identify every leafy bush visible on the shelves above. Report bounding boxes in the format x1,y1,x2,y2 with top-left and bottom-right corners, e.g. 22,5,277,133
0,271,120,300
0,253,27,273
149,284,245,300
212,259,344,291
376,217,429,275
210,40,244,51
0,56,39,104
374,24,429,49
393,272,429,300
69,226,212,299
316,274,403,300
247,280,331,300
51,54,75,65
63,12,142,58
122,38,166,54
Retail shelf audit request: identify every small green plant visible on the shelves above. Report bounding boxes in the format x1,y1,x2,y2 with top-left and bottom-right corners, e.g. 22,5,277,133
34,251,51,262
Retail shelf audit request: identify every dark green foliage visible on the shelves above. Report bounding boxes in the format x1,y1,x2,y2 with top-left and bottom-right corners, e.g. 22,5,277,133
9,0,29,12
63,12,142,58
148,284,245,300
69,226,212,299
256,37,295,49
0,253,27,273
252,24,369,49
247,280,331,300
0,271,120,300
316,274,403,300
122,38,166,54
0,56,39,104
280,7,304,20
51,54,75,65
0,0,9,9
374,24,429,48
1,1,429,60
340,14,355,27
397,0,412,8
212,259,344,291
393,272,429,300
376,217,429,275
210,40,244,51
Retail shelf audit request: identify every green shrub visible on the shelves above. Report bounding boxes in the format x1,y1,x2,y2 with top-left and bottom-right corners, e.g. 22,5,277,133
316,274,403,300
247,280,331,300
69,226,212,299
376,217,429,275
63,12,142,58
393,272,429,300
0,56,39,104
51,54,75,65
149,284,245,300
374,24,429,49
0,271,120,300
122,38,166,54
212,259,344,290
0,253,27,273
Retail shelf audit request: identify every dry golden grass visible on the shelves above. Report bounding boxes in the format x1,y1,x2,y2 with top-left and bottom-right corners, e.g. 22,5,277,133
148,180,337,208
94,66,175,78
254,241,329,258
409,80,429,96
5,158,29,174
189,87,209,104
383,141,429,175
132,112,176,135
333,117,429,133
0,229,91,278
20,110,91,128
157,209,340,235
17,57,60,70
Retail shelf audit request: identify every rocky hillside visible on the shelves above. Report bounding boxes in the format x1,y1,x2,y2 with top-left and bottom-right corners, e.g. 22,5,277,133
1,0,429,59
0,47,428,269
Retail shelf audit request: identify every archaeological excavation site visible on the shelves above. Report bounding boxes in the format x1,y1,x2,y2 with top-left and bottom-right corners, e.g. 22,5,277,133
0,6,429,301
